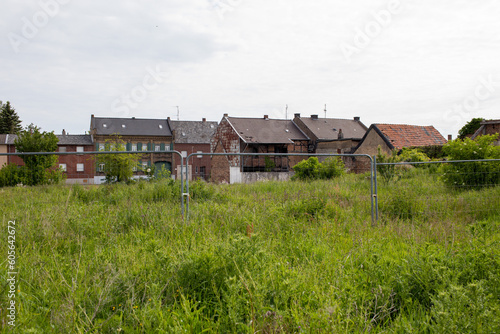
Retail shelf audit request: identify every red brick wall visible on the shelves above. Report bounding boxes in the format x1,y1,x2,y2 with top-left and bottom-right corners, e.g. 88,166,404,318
173,143,212,180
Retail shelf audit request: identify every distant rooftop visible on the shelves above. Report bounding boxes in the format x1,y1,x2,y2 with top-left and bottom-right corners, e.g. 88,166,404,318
170,119,218,144
374,124,447,149
91,116,172,136
295,114,367,140
227,116,309,144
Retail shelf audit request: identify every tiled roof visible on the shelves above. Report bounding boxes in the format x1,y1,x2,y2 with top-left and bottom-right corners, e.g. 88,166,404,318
297,117,367,140
170,120,218,144
4,134,93,145
57,135,93,145
374,124,447,149
227,117,309,144
91,116,172,136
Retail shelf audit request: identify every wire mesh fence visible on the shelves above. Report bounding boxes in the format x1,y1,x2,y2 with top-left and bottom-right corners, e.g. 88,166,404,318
375,159,500,223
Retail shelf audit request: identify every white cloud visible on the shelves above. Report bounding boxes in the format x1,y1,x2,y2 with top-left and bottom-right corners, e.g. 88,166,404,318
1,0,499,136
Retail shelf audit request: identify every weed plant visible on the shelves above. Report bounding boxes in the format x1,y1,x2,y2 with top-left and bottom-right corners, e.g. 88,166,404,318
0,173,499,333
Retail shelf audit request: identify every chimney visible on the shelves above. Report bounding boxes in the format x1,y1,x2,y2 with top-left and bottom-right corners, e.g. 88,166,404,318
132,117,135,119
264,115,269,120
202,118,206,123
354,116,360,121
448,134,452,141
311,114,319,120
62,129,66,136
338,128,344,139
294,113,300,118
167,116,170,121
223,113,228,117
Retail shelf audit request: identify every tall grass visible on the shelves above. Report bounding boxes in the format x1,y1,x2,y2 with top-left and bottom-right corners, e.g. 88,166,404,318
0,172,499,333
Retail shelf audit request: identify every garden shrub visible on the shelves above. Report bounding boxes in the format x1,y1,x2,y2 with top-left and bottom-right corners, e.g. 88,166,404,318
0,163,24,187
441,134,500,189
292,157,345,181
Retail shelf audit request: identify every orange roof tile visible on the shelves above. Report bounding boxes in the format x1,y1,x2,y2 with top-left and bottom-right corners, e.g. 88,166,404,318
375,124,447,149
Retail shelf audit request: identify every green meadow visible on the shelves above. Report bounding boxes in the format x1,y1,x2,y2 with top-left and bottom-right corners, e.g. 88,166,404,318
1,171,499,333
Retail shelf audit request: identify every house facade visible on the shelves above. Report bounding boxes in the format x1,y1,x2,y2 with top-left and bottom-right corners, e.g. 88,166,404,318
354,123,447,172
90,115,173,183
170,118,218,181
210,114,309,183
3,133,95,184
471,119,500,145
293,114,367,171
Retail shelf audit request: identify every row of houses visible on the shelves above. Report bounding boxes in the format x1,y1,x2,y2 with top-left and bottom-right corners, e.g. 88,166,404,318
1,114,498,184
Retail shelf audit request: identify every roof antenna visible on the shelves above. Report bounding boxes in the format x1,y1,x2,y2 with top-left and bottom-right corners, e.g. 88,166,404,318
285,104,289,133
324,104,327,118
176,106,180,120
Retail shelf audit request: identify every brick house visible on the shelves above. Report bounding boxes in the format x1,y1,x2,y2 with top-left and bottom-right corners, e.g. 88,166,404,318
353,123,447,172
471,119,500,145
169,118,218,181
90,115,173,183
293,114,368,171
210,114,309,183
3,133,95,184
0,135,7,168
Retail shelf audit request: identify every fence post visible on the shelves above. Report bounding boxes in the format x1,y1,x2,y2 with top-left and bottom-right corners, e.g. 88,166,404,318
373,155,379,221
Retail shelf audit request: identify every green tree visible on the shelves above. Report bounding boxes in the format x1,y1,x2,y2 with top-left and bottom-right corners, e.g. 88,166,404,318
14,124,64,186
458,118,484,140
0,101,22,134
98,136,140,183
292,156,345,181
441,134,500,188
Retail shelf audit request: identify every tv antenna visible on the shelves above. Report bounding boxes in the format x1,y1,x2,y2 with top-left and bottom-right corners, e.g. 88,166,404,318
175,106,180,120
324,104,327,118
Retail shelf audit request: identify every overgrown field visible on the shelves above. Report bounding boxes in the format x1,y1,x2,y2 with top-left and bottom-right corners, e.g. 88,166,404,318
1,172,499,333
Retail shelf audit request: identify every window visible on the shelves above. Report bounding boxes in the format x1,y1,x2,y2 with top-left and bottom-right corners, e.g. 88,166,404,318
99,163,105,172
155,144,160,151
76,163,84,172
197,151,203,158
195,166,198,173
181,151,187,158
59,146,66,152
77,146,84,154
142,161,148,170
59,164,67,171
132,144,137,151
99,143,105,151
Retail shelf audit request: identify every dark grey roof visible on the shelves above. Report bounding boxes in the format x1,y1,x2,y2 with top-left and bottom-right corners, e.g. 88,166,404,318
227,117,309,144
298,117,367,140
57,135,93,145
91,117,172,136
170,120,218,144
4,134,93,145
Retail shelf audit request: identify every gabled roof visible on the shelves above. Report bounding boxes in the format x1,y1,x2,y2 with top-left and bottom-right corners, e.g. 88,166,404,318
4,134,93,146
297,117,367,140
170,120,218,144
471,119,500,139
357,124,447,151
226,116,309,144
91,116,172,136
57,135,93,145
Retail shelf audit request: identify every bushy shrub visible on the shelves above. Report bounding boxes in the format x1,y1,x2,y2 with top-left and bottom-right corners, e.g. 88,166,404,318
292,157,345,181
377,147,431,182
0,163,24,187
441,134,500,189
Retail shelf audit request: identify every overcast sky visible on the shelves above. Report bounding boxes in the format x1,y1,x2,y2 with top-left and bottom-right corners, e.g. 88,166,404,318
1,0,499,138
